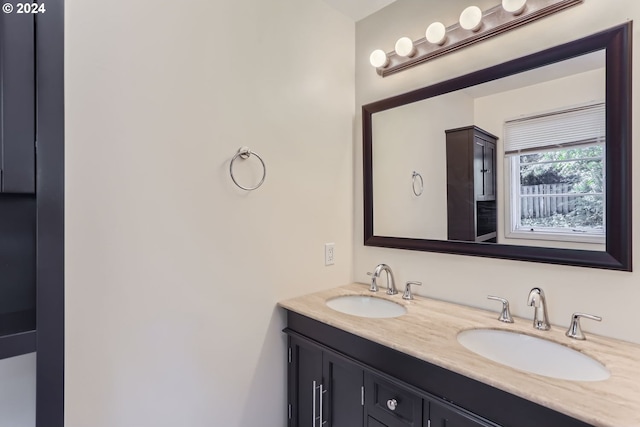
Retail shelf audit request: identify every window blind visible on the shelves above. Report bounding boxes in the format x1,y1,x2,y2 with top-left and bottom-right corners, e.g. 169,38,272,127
504,102,605,155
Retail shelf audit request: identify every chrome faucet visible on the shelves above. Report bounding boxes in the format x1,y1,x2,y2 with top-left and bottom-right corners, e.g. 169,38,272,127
527,287,550,330
369,264,397,295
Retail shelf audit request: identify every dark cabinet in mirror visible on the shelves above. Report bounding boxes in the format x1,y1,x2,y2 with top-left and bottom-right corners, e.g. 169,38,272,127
363,23,631,271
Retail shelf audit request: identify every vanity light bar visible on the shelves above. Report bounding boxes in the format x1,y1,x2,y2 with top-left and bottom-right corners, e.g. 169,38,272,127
370,0,583,77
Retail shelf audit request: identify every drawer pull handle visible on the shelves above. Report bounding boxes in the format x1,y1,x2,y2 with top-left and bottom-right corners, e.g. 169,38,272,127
387,398,398,411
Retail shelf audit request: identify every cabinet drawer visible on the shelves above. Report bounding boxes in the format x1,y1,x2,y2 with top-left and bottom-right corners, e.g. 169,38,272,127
367,415,389,427
429,400,500,427
365,372,422,427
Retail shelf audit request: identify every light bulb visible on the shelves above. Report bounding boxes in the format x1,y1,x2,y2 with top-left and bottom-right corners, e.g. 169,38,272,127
459,6,483,32
369,49,389,68
426,22,447,45
502,0,527,15
395,37,416,57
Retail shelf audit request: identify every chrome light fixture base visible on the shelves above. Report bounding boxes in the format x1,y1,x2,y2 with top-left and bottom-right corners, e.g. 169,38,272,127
374,0,582,77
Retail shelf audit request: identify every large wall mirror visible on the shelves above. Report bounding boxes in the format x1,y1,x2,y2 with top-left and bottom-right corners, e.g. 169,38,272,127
363,23,631,271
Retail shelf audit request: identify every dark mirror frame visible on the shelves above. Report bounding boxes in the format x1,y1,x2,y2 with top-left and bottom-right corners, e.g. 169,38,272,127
363,22,632,271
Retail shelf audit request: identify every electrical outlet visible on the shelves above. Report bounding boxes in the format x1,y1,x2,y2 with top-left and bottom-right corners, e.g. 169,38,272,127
325,243,335,266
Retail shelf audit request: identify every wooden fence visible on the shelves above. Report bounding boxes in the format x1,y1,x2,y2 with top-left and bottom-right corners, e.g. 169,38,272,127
520,184,575,219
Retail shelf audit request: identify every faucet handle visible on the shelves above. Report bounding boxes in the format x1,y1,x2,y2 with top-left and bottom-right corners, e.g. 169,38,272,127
402,281,422,300
366,272,377,292
487,296,514,323
565,312,602,340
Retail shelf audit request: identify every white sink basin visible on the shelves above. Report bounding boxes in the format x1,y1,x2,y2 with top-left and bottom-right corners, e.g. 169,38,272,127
326,295,407,318
457,329,610,381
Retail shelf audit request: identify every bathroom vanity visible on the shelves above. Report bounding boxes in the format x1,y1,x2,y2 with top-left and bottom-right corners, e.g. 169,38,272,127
279,284,640,427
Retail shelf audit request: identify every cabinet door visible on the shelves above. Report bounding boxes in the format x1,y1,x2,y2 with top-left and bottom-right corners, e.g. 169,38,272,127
289,336,323,427
0,13,36,193
289,335,365,427
324,352,364,427
473,139,485,200
474,137,496,202
482,141,496,200
428,400,496,427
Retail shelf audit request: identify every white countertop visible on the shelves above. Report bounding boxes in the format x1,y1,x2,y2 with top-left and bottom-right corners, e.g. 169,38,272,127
279,283,640,427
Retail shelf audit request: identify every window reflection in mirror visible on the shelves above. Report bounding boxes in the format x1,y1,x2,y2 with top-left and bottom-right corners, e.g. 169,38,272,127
371,49,606,251
505,103,605,245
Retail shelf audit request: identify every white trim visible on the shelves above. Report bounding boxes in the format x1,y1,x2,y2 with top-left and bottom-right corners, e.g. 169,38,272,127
505,155,605,245
506,229,605,244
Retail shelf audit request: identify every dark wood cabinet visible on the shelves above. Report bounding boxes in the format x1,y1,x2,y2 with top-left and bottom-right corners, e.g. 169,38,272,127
287,331,502,427
0,13,36,194
0,0,64,421
289,335,323,427
324,351,365,427
446,126,497,242
286,311,594,427
289,334,364,427
0,11,37,355
0,1,64,424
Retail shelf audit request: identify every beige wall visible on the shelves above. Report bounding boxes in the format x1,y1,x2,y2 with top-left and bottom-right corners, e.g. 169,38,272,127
355,0,640,343
65,1,354,426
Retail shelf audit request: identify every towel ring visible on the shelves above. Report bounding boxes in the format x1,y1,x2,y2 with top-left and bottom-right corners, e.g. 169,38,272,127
412,171,424,197
230,147,266,191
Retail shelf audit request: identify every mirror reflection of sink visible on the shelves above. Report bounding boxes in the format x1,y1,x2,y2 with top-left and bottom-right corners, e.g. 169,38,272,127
457,329,610,381
326,295,407,318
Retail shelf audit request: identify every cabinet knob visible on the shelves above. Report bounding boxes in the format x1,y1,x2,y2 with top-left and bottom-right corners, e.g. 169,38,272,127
386,398,398,411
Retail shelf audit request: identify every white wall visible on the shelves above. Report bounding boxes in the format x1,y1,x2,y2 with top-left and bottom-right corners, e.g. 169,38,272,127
355,0,640,343
65,1,354,426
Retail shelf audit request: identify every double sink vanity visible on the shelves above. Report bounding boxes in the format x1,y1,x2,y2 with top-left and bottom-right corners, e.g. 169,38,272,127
278,21,637,427
279,280,640,427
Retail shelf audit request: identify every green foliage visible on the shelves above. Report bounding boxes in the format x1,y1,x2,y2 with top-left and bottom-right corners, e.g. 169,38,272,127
520,145,604,192
518,145,604,229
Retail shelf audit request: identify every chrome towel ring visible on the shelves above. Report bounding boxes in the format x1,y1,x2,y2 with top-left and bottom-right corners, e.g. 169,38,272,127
229,147,266,191
412,171,424,196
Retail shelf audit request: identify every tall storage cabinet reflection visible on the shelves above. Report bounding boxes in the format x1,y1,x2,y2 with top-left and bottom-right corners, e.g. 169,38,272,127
445,126,497,243
0,11,37,355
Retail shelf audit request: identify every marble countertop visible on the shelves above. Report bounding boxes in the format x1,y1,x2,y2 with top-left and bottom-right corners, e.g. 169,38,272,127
278,283,640,427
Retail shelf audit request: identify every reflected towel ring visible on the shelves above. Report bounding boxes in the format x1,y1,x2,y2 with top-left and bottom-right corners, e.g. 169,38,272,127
230,147,266,191
412,171,424,197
